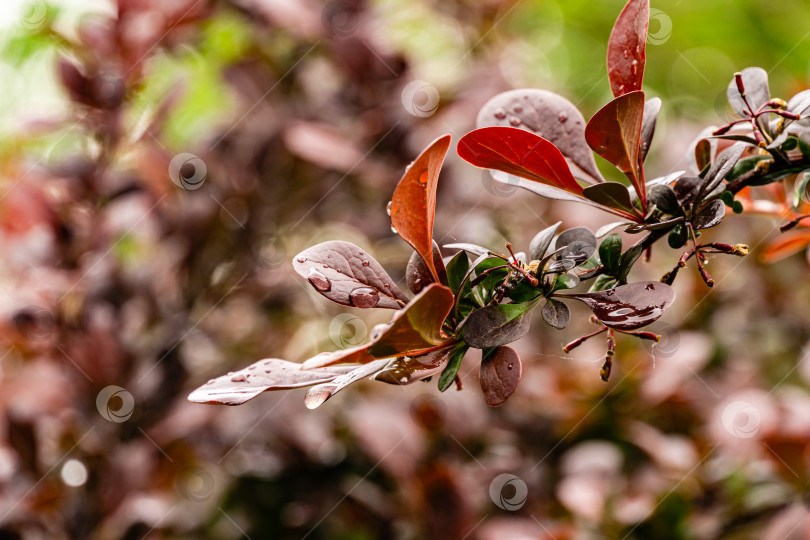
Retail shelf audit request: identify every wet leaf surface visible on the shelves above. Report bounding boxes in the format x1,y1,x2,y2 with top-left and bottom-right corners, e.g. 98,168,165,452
444,243,490,257
390,134,452,283
641,97,661,162
599,234,623,275
293,241,409,309
673,175,701,206
561,281,676,331
372,348,451,385
699,142,746,200
438,346,468,391
445,250,470,293
607,0,649,96
406,241,447,294
480,346,522,407
188,359,357,405
529,221,562,261
692,199,725,230
541,298,570,329
462,301,538,348
582,182,637,216
369,283,455,358
304,359,390,409
457,126,583,194
554,226,597,266
649,184,682,215
585,91,646,205
476,89,604,182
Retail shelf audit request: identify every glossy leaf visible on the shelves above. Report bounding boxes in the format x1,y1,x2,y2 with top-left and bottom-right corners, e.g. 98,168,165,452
444,243,490,257
188,359,356,406
301,344,375,369
406,241,447,294
480,346,522,407
792,170,810,208
673,176,701,206
372,348,451,385
457,127,583,195
640,97,661,162
726,67,770,118
462,301,538,349
445,250,470,293
617,244,644,282
607,0,649,96
692,200,725,230
648,184,681,215
368,283,454,358
582,182,637,215
476,89,604,182
668,225,688,249
438,345,468,392
390,134,452,283
562,281,676,331
554,226,597,265
596,221,631,237
541,299,570,330
304,359,390,409
529,221,562,261
293,241,409,309
698,142,746,200
695,139,712,172
585,91,646,207
599,234,623,275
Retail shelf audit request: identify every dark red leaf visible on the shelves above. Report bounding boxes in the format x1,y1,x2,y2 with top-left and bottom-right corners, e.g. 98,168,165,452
300,343,376,369
368,283,455,358
607,0,649,97
372,348,452,385
293,241,409,309
406,241,447,294
585,91,646,208
457,127,583,195
390,134,452,283
476,89,604,183
187,359,357,405
562,281,675,331
480,346,522,407
641,97,661,162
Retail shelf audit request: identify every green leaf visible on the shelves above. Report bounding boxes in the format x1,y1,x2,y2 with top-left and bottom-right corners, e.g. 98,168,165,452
462,300,539,349
668,225,688,249
582,182,637,215
618,244,644,282
445,250,470,293
793,170,810,209
438,346,468,391
599,234,623,275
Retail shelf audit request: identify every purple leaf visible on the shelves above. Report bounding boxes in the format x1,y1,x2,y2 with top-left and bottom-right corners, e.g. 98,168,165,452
561,281,676,331
480,346,522,407
293,241,409,309
372,348,452,385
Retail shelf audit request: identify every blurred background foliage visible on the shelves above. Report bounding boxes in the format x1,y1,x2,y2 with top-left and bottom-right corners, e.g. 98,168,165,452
0,0,810,538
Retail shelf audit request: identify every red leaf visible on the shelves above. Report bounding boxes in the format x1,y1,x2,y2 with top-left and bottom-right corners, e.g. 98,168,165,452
607,0,649,97
390,134,452,283
585,91,646,209
457,127,582,195
480,346,522,407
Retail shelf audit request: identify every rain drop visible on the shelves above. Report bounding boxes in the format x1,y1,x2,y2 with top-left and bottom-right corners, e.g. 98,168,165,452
230,373,248,383
558,111,568,123
507,363,514,370
386,201,393,216
513,104,523,113
304,385,335,409
594,145,608,154
307,268,332,291
206,379,215,385
494,107,506,119
623,48,630,59
508,116,522,126
391,225,398,234
362,261,370,267
349,287,380,308
296,256,307,263
631,60,638,75
645,283,655,290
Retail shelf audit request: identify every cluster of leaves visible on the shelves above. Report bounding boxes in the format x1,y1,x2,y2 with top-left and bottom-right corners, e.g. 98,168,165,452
190,0,810,409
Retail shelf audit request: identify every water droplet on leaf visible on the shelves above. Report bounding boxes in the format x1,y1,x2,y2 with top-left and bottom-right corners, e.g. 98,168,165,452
349,287,380,308
494,108,506,119
230,373,247,383
304,385,335,409
307,268,332,291
558,111,568,123
386,201,393,216
508,116,521,126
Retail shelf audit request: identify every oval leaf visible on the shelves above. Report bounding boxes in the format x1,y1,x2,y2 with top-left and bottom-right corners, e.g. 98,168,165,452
582,182,637,215
692,199,725,230
372,348,451,385
529,221,562,261
598,234,623,275
188,359,356,406
390,134,452,283
476,89,604,182
698,142,746,200
607,0,649,96
554,226,597,264
585,91,646,207
648,184,681,215
304,359,390,409
457,127,583,195
406,241,447,294
480,346,522,407
727,67,770,118
541,298,570,330
462,301,537,349
562,281,676,331
641,97,661,162
293,241,409,309
369,283,454,358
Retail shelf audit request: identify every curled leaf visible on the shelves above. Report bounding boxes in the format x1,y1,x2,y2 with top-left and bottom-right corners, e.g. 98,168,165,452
476,89,604,182
607,0,649,96
293,241,409,309
406,241,447,294
641,97,661,162
372,348,451,385
480,346,522,407
692,199,725,230
529,221,562,261
304,359,390,409
561,281,676,331
390,134,452,283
